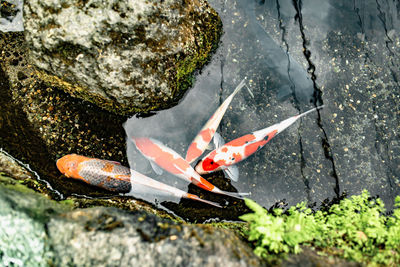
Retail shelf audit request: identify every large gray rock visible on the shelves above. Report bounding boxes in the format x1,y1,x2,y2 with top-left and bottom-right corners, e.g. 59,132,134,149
23,0,222,115
0,173,262,267
48,207,260,267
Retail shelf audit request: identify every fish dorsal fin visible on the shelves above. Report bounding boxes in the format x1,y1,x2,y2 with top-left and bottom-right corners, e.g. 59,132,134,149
223,165,239,182
213,132,225,149
104,160,121,165
149,160,163,175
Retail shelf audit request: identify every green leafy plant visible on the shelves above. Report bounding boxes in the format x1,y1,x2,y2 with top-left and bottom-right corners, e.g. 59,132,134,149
240,190,400,265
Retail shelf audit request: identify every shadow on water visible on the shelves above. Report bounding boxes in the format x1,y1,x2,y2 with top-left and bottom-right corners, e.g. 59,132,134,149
0,64,62,199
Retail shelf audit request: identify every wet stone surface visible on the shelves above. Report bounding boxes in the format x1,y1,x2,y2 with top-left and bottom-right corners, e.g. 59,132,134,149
23,0,222,116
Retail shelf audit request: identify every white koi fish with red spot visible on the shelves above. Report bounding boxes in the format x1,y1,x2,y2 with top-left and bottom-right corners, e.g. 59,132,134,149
185,79,251,164
195,106,323,176
131,137,249,199
56,154,222,207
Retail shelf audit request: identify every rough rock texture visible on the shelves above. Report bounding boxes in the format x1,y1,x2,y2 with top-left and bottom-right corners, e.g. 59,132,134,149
0,173,262,267
0,174,71,267
0,0,24,32
0,171,361,267
23,0,222,115
48,208,260,267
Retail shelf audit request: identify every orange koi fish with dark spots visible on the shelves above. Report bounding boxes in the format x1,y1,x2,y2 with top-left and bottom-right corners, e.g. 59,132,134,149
56,154,222,207
195,106,323,176
131,137,249,199
185,79,250,164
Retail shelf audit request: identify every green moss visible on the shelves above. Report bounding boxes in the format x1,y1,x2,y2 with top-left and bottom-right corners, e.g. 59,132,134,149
206,221,249,239
172,8,223,98
241,190,400,266
0,173,73,222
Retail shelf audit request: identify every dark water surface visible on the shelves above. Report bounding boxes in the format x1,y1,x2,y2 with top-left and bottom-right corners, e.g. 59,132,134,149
125,0,400,219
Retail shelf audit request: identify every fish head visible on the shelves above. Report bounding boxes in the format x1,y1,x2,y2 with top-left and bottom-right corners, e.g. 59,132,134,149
195,156,221,174
56,154,87,179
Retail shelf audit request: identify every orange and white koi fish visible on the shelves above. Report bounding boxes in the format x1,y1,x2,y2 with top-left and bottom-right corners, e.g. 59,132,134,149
56,154,222,207
195,106,323,176
185,79,251,164
131,137,249,199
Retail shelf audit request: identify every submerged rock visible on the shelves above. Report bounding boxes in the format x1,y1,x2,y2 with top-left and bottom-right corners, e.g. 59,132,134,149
23,0,222,115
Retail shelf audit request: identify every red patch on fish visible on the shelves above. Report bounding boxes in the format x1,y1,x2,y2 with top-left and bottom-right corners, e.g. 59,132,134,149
225,134,256,147
244,140,268,157
192,176,215,191
221,147,228,153
134,137,189,175
243,130,277,157
231,152,243,163
186,142,203,162
201,150,220,171
199,128,214,143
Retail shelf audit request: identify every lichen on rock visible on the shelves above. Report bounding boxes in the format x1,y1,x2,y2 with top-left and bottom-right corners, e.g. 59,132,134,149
23,0,222,115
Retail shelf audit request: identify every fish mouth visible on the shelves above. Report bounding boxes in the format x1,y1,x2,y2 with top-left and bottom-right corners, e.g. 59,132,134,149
56,158,65,174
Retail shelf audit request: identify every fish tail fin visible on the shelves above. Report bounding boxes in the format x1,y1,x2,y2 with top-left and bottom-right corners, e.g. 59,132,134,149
213,188,251,200
231,78,247,97
297,105,325,119
186,193,222,208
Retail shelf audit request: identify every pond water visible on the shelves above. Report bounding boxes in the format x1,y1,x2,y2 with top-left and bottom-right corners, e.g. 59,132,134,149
2,0,399,221
125,0,400,219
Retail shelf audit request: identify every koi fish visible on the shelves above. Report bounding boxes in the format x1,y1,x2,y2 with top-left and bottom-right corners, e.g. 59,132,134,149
195,106,323,175
185,79,252,164
56,154,222,207
131,137,249,199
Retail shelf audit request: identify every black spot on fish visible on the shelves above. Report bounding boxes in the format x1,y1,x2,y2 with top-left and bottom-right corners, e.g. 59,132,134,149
264,135,269,141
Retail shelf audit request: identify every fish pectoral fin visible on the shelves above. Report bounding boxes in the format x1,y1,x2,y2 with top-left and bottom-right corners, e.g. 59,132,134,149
206,143,214,150
212,132,225,149
245,84,254,98
149,160,163,176
223,165,239,182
